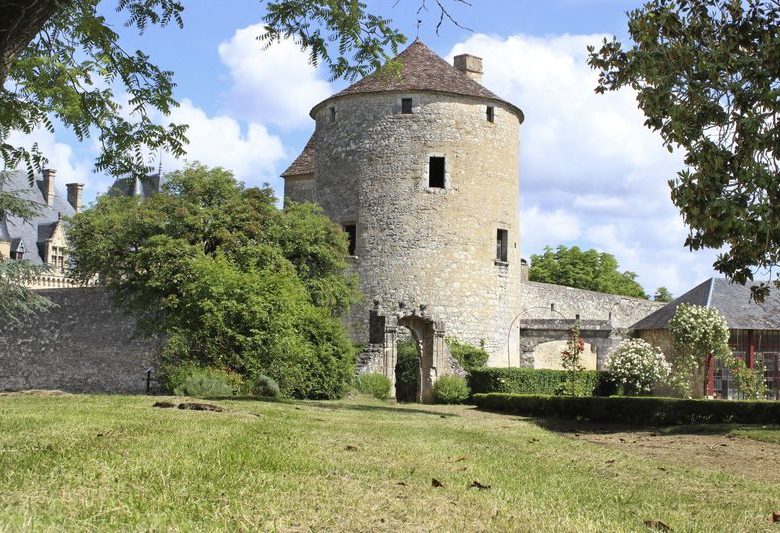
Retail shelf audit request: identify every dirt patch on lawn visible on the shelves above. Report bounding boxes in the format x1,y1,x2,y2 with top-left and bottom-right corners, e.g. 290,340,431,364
551,423,780,483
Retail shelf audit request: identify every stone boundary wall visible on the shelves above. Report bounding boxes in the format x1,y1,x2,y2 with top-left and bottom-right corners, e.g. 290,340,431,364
0,288,162,393
518,281,664,329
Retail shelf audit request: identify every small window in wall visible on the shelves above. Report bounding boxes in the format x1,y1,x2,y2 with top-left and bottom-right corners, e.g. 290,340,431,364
496,229,508,262
401,98,413,114
428,156,445,188
344,224,357,256
486,106,495,123
329,106,336,123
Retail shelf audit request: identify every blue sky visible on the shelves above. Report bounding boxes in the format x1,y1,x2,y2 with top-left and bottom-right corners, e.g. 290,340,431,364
11,0,720,297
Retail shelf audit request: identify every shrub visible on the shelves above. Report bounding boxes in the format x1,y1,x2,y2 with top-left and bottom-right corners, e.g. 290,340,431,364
355,373,392,400
250,374,280,398
468,368,617,397
472,393,780,426
447,338,489,372
606,338,670,395
433,375,470,404
173,367,238,398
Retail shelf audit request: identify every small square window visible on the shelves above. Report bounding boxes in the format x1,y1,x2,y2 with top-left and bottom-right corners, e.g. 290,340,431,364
429,157,445,188
343,224,357,256
486,106,495,123
329,106,336,123
496,229,508,262
401,98,413,114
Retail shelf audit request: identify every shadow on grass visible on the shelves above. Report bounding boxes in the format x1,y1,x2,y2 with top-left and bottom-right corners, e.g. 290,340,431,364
527,417,770,436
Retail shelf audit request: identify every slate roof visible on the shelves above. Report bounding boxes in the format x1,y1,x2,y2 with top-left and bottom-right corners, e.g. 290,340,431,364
281,134,316,178
107,174,162,198
310,40,524,121
0,218,10,242
631,278,780,330
0,170,75,265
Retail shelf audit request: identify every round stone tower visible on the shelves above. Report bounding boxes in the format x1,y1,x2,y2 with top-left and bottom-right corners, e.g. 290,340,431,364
282,41,524,391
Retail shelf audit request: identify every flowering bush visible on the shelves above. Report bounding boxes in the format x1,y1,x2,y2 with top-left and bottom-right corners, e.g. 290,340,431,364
560,323,586,396
606,339,670,395
668,304,730,398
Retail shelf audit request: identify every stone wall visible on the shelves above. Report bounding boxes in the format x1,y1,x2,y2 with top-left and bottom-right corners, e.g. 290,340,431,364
0,288,162,393
518,281,664,329
299,90,524,366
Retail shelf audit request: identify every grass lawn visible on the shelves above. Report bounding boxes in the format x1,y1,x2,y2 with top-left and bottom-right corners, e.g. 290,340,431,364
1,393,779,531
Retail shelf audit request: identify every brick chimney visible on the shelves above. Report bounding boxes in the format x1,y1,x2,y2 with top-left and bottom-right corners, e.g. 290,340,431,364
454,54,483,83
42,169,56,207
66,183,84,213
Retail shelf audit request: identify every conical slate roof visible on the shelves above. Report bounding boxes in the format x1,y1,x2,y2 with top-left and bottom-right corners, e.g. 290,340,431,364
631,278,780,330
281,134,316,177
310,40,524,121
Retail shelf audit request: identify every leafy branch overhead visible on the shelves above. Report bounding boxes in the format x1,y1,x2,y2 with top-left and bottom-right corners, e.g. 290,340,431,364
588,0,780,300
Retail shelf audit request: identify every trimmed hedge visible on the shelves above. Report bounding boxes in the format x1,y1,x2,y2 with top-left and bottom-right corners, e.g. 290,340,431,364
468,368,617,397
473,393,780,426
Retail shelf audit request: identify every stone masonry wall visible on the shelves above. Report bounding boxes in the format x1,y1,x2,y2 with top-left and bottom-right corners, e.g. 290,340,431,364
0,288,162,393
306,91,523,366
518,281,664,329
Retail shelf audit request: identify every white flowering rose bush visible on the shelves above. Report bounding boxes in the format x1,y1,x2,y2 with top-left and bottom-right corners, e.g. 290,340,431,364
668,303,731,398
606,339,671,395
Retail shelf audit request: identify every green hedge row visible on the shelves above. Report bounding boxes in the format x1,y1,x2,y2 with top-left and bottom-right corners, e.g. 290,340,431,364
472,393,780,425
468,368,617,397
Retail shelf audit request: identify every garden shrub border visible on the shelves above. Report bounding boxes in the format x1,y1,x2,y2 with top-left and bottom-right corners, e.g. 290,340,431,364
468,368,617,397
473,393,780,426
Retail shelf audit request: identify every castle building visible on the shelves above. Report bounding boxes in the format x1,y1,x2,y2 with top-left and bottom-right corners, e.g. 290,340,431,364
282,41,525,398
0,169,83,288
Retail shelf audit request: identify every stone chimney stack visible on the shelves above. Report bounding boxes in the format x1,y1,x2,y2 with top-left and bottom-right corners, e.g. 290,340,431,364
454,54,483,83
66,183,84,213
42,169,56,207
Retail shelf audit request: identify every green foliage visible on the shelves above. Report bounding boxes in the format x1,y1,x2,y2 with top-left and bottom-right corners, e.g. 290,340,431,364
395,338,420,402
588,0,780,300
68,164,358,399
560,323,586,396
725,357,768,400
355,373,391,400
468,368,617,397
432,375,470,404
173,367,239,398
2,0,187,182
653,287,674,303
473,393,780,426
446,338,489,373
250,374,281,398
668,304,731,398
528,245,647,298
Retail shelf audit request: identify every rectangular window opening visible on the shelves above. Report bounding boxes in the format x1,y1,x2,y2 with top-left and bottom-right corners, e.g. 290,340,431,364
329,106,336,123
401,98,413,114
486,106,495,123
344,224,357,256
496,229,508,262
428,156,445,188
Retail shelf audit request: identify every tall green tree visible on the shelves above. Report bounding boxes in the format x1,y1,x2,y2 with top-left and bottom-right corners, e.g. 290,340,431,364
67,164,360,399
653,286,674,303
528,245,647,298
588,0,780,300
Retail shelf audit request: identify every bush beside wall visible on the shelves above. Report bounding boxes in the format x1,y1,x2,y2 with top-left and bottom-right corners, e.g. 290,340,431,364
468,368,617,397
473,393,780,426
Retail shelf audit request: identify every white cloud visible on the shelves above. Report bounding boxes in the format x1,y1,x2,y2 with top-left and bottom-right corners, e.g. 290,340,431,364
6,127,94,190
159,98,286,188
450,33,717,295
218,26,331,129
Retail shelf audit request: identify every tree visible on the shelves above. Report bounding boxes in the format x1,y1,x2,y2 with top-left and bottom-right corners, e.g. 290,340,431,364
560,322,586,396
667,303,730,398
528,245,648,298
66,163,360,399
588,0,780,301
653,286,674,303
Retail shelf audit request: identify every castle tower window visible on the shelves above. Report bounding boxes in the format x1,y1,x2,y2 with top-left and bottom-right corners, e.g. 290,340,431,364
343,224,357,256
329,106,336,123
401,98,413,114
428,156,445,188
486,106,495,123
496,229,508,262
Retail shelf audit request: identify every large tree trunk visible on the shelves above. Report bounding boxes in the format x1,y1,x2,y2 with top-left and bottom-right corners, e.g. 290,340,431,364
0,0,71,86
